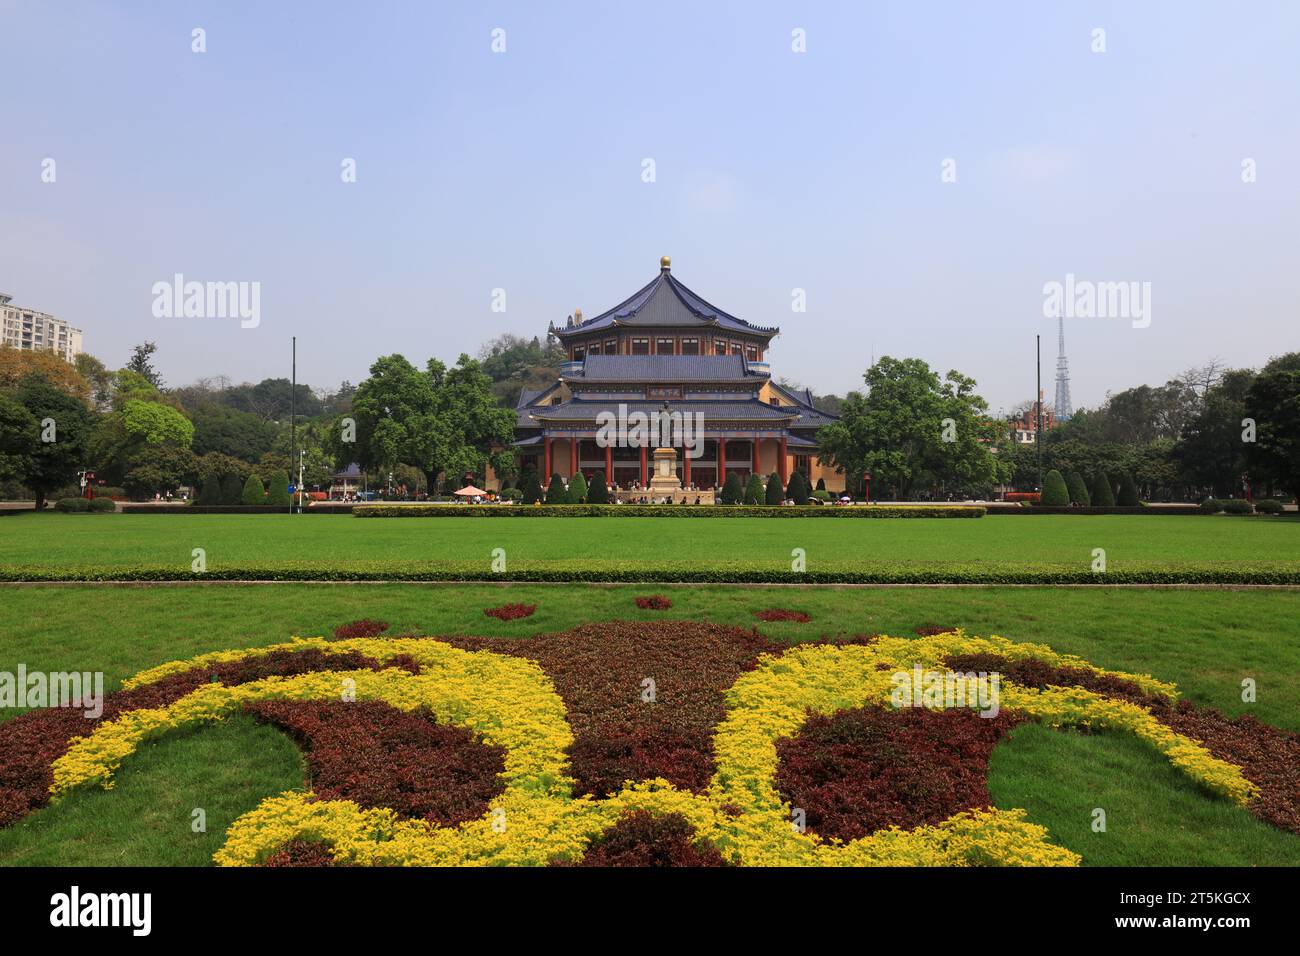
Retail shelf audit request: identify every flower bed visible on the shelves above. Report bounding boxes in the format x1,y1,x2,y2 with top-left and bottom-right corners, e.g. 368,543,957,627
2,623,1292,866
634,595,672,610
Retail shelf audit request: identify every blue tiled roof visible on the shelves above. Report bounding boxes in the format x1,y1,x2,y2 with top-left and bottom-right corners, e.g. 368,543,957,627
572,354,757,382
524,397,799,424
555,268,778,337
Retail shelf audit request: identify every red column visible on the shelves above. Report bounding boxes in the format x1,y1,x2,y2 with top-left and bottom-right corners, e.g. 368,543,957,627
639,446,648,486
605,444,613,484
544,437,552,477
717,438,726,484
684,450,691,488
779,437,788,483
752,439,760,475
570,438,578,477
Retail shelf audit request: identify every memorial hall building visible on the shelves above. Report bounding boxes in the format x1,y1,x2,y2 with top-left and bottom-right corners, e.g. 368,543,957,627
511,257,845,492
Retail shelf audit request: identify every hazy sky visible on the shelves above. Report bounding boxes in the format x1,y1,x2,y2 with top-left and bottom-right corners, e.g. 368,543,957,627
2,0,1297,413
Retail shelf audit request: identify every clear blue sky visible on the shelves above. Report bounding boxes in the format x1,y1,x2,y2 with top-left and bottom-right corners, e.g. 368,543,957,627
2,0,1297,413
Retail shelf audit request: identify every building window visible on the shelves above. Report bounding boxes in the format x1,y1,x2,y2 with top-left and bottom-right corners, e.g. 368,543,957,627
587,343,601,355
656,337,674,355
680,338,699,355
647,386,681,400
746,345,759,361
714,339,727,355
631,338,650,355
606,339,617,355
730,342,744,356
573,345,585,360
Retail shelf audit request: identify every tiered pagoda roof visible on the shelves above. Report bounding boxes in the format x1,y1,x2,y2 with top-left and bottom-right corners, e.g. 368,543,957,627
550,257,779,340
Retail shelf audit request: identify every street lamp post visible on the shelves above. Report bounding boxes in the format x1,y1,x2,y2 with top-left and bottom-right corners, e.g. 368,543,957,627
862,471,871,504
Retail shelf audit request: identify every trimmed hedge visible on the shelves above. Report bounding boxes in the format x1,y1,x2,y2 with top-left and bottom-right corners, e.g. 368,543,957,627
1220,499,1254,515
1253,499,1284,515
88,497,117,512
121,505,354,514
985,505,1191,515
2,564,1296,584
54,497,90,513
353,504,987,518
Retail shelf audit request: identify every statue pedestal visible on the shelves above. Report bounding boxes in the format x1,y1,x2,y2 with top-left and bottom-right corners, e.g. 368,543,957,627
648,447,682,500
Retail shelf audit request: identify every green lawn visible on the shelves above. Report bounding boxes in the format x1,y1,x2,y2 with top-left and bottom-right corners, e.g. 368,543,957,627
1,512,1297,582
1,582,1296,866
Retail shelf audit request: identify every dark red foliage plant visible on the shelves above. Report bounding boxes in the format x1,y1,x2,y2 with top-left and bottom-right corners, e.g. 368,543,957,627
484,603,537,621
439,622,776,797
754,608,810,623
244,699,507,826
332,619,390,640
555,810,727,867
635,595,673,610
774,704,1023,842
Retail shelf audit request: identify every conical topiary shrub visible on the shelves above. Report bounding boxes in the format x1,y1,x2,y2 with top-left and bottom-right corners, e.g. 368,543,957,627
240,473,265,505
521,470,543,504
545,472,568,504
588,470,609,504
1066,471,1091,506
266,471,291,507
197,477,222,505
765,472,784,505
787,471,810,505
1090,471,1116,507
744,473,765,505
721,471,743,504
1117,472,1140,506
1040,469,1070,506
568,471,588,504
220,474,244,505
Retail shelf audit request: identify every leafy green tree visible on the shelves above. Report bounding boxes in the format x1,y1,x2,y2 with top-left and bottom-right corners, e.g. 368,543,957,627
126,341,164,388
123,445,197,499
545,472,568,504
190,403,278,462
1066,471,1091,506
765,472,784,504
1173,368,1254,498
241,473,265,505
477,334,567,407
521,469,543,504
0,394,38,486
1117,472,1140,505
588,470,609,504
720,471,743,504
13,377,92,510
1040,469,1070,506
816,357,1004,500
744,473,765,505
74,353,115,410
337,353,516,493
1243,352,1300,498
1090,471,1116,506
266,471,291,506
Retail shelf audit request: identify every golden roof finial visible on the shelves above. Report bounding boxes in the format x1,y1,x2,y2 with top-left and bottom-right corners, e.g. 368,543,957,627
660,255,671,272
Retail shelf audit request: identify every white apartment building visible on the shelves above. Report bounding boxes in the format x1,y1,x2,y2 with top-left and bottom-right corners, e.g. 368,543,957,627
0,292,83,362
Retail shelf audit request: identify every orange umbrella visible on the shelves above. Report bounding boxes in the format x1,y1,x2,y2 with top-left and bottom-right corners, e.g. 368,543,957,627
454,485,488,497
